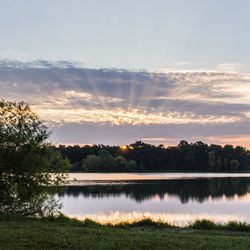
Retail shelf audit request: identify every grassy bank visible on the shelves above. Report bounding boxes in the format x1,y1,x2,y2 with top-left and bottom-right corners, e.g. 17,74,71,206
1,216,250,249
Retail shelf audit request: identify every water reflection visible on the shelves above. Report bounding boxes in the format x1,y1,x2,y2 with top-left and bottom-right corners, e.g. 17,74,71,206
58,177,250,225
59,178,250,204
0,175,62,216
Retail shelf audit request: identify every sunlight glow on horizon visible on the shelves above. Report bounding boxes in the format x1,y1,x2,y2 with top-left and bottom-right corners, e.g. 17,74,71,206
1,61,250,147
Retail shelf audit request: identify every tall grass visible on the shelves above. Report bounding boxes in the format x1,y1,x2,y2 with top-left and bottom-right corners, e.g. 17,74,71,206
189,219,250,232
1,214,250,232
48,216,250,232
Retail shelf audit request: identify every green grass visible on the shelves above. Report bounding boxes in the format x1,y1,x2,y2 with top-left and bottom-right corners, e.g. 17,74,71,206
189,219,250,232
1,216,250,249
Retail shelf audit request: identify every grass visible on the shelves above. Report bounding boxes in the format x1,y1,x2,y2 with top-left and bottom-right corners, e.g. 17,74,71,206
189,219,250,232
1,216,250,249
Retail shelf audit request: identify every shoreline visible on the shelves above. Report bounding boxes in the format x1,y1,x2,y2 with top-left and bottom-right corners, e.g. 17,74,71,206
1,216,250,249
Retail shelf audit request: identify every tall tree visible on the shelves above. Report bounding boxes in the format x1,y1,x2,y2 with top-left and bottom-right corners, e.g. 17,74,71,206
0,100,70,216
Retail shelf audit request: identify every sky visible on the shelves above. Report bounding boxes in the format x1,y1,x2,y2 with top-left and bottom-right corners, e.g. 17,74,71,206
1,0,250,147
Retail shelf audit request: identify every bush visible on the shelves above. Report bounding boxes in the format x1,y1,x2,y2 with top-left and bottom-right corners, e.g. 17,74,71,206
189,219,218,230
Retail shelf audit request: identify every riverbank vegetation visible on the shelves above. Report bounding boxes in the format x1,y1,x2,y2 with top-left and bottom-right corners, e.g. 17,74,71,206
0,100,69,216
1,216,250,249
58,140,250,172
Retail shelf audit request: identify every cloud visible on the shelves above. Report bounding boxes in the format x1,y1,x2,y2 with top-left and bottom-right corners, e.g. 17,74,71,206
36,107,241,126
0,60,250,145
194,135,250,149
216,63,242,73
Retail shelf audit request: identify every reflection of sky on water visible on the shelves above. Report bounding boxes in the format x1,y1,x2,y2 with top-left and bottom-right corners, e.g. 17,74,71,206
68,173,250,182
58,194,250,219
58,174,250,226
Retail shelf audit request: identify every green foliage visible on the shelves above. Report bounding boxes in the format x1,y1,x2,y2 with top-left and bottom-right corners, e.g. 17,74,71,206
208,151,223,171
117,218,173,228
208,151,216,170
2,217,250,250
0,100,70,216
189,219,218,230
60,140,250,172
81,150,138,172
114,155,128,168
225,221,250,232
0,100,70,176
190,219,250,232
81,154,99,172
230,159,240,171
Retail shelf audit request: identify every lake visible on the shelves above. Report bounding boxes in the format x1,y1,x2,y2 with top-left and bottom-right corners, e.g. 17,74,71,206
57,173,250,226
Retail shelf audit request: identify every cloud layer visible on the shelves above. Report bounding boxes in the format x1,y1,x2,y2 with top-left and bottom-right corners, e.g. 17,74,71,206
1,60,250,147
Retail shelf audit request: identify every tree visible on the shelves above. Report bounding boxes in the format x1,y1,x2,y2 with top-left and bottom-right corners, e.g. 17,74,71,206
59,140,250,172
0,100,70,216
208,151,216,171
114,156,137,171
114,155,128,171
98,150,115,171
216,156,222,171
230,159,240,171
82,154,99,171
223,158,229,171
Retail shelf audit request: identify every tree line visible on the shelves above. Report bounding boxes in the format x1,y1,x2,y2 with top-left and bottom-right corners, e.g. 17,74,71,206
57,140,250,172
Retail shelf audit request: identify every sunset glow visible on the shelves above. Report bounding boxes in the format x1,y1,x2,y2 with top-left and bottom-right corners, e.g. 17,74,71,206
1,1,250,147
2,2,250,248
1,63,250,147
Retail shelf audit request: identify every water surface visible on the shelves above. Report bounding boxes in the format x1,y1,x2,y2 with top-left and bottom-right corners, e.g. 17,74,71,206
57,173,250,226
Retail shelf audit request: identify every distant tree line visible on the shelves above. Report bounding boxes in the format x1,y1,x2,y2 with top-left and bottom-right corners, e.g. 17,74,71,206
57,141,250,172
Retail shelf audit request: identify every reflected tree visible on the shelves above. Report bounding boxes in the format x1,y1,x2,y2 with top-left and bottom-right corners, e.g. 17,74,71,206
59,178,250,204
